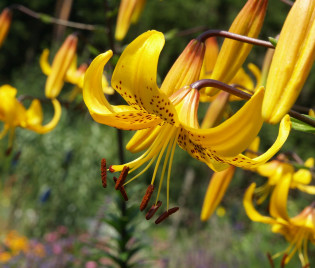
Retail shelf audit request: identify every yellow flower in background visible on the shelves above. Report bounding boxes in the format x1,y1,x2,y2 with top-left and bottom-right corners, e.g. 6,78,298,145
244,180,315,266
262,0,315,124
65,63,114,102
0,8,12,48
0,85,61,147
255,157,315,204
205,0,268,96
115,0,147,41
0,252,11,263
84,31,291,215
4,231,29,256
40,34,78,99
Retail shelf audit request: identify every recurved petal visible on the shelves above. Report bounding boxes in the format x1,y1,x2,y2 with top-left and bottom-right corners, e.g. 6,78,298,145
27,99,62,134
243,183,275,224
201,166,235,221
83,50,162,130
269,173,291,221
26,99,43,126
177,128,230,172
293,168,312,185
223,115,291,169
183,87,265,157
39,49,52,76
111,30,179,126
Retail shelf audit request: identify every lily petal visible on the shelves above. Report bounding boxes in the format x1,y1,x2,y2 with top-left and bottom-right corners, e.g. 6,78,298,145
39,49,52,76
269,173,291,220
126,125,161,153
83,50,162,130
243,183,275,224
223,115,291,169
27,99,62,134
111,30,179,126
201,166,235,221
183,87,265,157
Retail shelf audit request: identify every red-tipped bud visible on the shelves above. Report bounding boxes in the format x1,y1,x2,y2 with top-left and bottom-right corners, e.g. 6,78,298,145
0,8,12,48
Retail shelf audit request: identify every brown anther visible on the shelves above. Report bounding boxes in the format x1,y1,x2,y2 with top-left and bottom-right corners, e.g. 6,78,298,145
155,207,180,224
140,185,154,211
115,166,129,190
155,211,169,224
303,264,310,268
109,165,115,172
167,207,179,216
145,201,162,220
113,177,128,201
280,253,288,268
100,158,107,188
266,252,274,268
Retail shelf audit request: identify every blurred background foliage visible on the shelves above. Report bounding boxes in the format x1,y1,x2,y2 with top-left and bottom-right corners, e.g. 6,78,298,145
0,0,314,267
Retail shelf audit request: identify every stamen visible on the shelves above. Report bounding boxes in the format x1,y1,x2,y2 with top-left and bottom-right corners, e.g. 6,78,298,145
266,252,274,268
145,201,162,220
155,211,169,224
115,166,129,190
281,253,288,268
155,207,179,224
109,165,115,172
167,207,179,215
113,177,128,201
140,184,154,211
101,158,107,188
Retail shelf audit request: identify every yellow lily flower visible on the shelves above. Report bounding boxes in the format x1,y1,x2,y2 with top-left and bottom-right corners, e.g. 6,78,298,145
84,31,291,218
40,34,78,99
0,8,12,48
255,156,315,204
115,0,147,41
262,0,315,124
126,37,205,153
244,180,315,266
205,0,268,96
0,85,61,147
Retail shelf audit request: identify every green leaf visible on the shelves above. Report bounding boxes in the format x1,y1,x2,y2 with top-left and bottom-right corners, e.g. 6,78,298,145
291,115,315,133
268,37,278,47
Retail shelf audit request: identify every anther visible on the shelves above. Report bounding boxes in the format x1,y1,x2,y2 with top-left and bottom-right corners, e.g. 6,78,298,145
115,166,129,190
140,185,154,211
280,253,288,268
101,158,107,188
167,207,179,216
145,201,162,220
155,211,169,224
109,165,115,173
113,177,128,201
155,207,179,224
266,252,274,268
